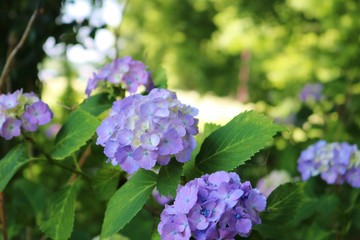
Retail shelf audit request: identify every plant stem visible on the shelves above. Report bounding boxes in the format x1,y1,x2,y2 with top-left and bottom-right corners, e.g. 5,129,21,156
67,145,91,184
24,135,90,180
0,7,38,93
0,192,8,240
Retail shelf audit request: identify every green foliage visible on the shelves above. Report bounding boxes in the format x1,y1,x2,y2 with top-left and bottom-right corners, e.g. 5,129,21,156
156,158,182,197
195,111,285,173
12,179,47,224
79,93,113,116
0,144,30,191
183,122,221,180
101,169,157,238
261,182,305,225
40,182,79,240
51,109,100,160
152,67,168,89
120,209,155,240
92,165,122,201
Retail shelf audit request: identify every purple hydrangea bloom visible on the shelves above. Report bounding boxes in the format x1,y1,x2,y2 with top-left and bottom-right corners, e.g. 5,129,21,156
0,89,53,140
299,83,323,102
158,171,266,239
1,118,22,140
256,170,292,198
96,88,198,174
22,101,53,131
345,149,360,188
85,56,154,96
297,140,360,188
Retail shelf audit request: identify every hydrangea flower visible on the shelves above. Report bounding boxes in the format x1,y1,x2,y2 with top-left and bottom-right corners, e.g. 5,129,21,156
158,171,266,239
0,89,53,140
299,83,323,102
345,149,360,188
256,170,292,198
96,88,198,174
297,140,360,188
85,56,154,96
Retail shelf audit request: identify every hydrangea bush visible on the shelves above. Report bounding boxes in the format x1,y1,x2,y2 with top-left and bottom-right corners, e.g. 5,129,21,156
1,55,359,240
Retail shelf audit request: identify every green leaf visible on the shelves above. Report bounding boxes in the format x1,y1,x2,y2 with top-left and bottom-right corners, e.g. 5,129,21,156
51,109,100,160
195,111,285,173
0,144,30,191
120,209,155,240
13,179,47,223
40,182,79,240
92,165,122,201
152,67,168,89
261,182,304,225
79,92,113,116
183,123,221,180
101,169,157,238
157,159,182,197
151,231,161,240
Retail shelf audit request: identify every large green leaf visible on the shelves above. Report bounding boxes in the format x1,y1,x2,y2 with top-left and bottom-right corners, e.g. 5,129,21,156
0,144,30,191
51,109,100,160
101,169,157,238
195,111,285,173
183,123,221,180
157,159,182,197
261,182,304,225
40,182,79,240
79,93,113,116
92,165,122,201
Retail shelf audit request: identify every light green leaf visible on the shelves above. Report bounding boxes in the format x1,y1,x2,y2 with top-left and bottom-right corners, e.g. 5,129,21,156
183,123,221,180
152,67,168,89
79,93,113,116
101,169,157,238
261,182,304,225
92,165,122,201
0,144,30,191
157,159,182,197
195,111,285,173
40,182,79,240
51,109,100,160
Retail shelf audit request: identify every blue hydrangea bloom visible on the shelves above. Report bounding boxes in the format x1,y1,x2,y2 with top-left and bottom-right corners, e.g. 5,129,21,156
96,88,198,174
0,89,53,140
297,140,360,188
158,171,266,239
85,56,154,96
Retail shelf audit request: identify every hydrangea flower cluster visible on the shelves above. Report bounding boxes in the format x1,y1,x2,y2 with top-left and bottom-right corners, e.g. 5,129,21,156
158,171,266,239
0,89,53,140
85,56,154,96
299,83,323,102
96,88,199,174
256,170,291,198
298,140,360,188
